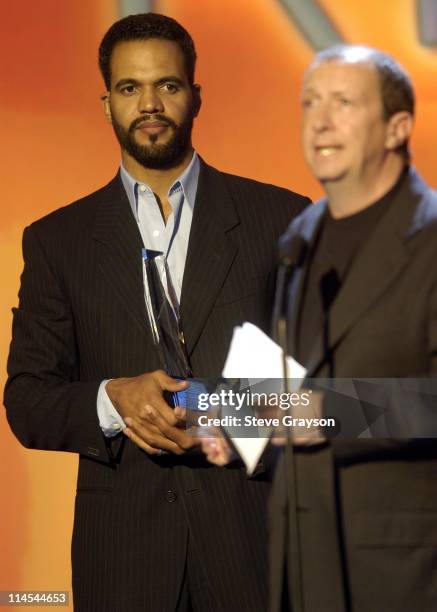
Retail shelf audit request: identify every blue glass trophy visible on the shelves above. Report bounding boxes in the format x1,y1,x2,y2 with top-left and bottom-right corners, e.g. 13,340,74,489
142,249,218,417
142,249,191,379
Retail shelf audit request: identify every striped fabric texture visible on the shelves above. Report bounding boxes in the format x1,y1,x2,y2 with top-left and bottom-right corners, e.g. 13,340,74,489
5,160,309,611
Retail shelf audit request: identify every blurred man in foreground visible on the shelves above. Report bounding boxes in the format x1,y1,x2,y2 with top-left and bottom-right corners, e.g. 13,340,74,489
203,45,437,611
275,44,437,612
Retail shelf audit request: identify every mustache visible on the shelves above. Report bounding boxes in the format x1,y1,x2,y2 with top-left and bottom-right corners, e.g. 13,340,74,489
129,114,178,132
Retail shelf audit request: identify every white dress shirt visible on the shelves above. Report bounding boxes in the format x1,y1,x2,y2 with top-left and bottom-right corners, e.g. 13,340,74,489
97,152,200,436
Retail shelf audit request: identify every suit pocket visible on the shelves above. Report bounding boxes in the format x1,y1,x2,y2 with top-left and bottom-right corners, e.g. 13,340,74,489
76,456,116,493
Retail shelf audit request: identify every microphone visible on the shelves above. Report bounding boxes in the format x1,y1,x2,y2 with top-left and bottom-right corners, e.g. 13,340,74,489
273,235,308,338
278,233,308,269
273,231,307,612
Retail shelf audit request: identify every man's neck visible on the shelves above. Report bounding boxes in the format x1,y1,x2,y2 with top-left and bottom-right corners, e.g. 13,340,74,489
122,147,194,202
325,157,406,219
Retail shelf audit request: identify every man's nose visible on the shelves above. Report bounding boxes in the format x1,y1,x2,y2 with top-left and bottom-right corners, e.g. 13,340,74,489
138,87,164,114
311,103,333,132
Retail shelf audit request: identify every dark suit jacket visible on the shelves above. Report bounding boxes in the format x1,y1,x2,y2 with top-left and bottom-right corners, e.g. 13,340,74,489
272,168,437,612
5,159,308,612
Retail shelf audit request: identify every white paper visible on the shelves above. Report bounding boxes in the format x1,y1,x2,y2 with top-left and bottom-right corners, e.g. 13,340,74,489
222,322,307,474
231,437,270,475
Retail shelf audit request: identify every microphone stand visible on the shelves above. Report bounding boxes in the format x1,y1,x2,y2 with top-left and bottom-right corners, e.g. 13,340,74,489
273,256,304,612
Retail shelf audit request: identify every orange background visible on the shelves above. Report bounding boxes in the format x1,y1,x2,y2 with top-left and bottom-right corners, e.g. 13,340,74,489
1,1,436,609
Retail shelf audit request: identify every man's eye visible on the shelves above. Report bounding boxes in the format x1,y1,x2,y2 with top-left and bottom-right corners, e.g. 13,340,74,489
120,85,137,95
339,98,352,106
302,98,315,109
161,83,178,93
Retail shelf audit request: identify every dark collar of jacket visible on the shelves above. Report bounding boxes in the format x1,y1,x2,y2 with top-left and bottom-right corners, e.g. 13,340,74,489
280,166,437,377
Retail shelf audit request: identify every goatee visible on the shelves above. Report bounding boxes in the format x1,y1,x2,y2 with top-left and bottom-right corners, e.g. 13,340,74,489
111,111,194,170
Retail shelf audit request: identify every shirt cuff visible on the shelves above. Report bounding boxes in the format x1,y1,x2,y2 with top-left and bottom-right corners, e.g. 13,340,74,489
97,379,126,438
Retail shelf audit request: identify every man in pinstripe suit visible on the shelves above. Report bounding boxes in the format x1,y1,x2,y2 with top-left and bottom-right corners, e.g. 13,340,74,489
4,13,309,611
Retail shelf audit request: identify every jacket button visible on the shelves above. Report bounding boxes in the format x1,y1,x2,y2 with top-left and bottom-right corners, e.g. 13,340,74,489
166,490,177,503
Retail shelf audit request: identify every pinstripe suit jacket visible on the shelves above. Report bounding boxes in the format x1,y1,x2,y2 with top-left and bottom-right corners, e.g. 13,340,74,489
5,159,308,612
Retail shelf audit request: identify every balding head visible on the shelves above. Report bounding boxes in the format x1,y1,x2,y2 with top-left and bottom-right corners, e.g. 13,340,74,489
307,45,414,160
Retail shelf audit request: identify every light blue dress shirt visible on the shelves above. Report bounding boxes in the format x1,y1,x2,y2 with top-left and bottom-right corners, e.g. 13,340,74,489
97,152,200,436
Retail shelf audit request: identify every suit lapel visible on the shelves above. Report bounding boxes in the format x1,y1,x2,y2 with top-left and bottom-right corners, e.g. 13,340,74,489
92,174,152,348
180,161,239,356
305,167,426,376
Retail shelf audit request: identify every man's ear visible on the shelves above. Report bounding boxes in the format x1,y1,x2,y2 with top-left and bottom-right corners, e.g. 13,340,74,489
385,111,413,151
192,84,202,117
100,92,112,124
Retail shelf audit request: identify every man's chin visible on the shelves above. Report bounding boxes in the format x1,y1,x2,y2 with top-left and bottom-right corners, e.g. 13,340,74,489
131,148,190,171
131,135,170,153
317,170,347,185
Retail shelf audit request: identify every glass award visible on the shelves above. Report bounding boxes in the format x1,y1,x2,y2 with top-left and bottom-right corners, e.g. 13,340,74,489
141,249,226,438
142,248,191,378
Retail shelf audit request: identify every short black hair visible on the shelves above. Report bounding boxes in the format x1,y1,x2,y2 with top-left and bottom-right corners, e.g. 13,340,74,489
311,44,415,159
98,12,197,90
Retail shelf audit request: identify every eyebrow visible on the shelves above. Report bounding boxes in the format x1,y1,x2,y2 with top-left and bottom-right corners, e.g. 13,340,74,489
114,78,141,89
301,88,352,97
114,76,186,89
155,76,185,87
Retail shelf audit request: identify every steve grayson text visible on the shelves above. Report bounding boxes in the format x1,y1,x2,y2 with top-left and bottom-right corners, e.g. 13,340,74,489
197,415,336,428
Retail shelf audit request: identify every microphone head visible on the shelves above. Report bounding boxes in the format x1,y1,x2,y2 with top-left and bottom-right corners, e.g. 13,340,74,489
278,233,307,267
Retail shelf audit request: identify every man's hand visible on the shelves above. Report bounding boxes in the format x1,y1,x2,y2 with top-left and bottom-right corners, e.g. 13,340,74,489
271,390,326,447
106,370,195,455
198,429,233,466
198,390,326,467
